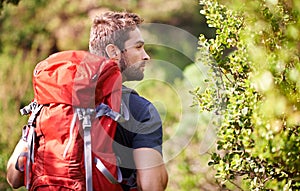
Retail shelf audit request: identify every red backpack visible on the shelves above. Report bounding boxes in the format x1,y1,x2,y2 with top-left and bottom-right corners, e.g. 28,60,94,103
20,50,125,191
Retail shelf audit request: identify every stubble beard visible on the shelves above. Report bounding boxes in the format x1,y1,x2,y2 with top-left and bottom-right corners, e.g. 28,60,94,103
120,54,145,82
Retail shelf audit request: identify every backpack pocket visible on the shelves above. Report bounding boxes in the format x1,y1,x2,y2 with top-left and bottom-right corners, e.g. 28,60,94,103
92,152,123,191
30,175,85,191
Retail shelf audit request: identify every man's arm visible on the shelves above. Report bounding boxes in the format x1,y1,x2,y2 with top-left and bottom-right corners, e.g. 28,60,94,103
6,139,26,188
133,148,168,191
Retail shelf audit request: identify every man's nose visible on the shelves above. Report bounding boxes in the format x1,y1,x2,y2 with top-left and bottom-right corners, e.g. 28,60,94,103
142,49,150,60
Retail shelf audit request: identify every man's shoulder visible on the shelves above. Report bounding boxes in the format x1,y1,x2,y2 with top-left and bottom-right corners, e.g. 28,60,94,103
122,86,150,106
122,86,138,95
121,86,158,119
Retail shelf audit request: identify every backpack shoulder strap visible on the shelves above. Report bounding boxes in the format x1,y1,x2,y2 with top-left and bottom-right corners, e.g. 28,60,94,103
20,101,43,189
95,103,129,123
76,108,94,191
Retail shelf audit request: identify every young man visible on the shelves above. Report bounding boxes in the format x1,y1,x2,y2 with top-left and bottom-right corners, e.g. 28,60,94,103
89,11,168,191
7,11,168,191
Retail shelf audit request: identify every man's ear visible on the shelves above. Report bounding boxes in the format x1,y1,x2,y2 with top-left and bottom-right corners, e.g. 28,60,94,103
105,44,121,60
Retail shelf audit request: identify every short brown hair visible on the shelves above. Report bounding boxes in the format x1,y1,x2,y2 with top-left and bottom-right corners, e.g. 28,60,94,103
89,11,143,57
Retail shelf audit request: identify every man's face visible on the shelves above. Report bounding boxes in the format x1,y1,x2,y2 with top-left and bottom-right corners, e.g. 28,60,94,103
120,28,150,81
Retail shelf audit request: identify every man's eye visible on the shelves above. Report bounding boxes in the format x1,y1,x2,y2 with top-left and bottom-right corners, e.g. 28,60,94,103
136,44,143,49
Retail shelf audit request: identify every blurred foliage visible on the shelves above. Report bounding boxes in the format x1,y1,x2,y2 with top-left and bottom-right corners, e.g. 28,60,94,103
195,0,300,190
0,0,20,10
0,0,218,190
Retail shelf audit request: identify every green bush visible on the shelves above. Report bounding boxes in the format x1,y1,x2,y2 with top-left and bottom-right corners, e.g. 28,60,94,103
195,0,300,190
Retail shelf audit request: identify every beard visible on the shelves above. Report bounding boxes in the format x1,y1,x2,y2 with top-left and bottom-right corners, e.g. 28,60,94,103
120,54,145,82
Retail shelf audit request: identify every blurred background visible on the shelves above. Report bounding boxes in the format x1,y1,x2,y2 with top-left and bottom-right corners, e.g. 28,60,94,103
0,0,218,190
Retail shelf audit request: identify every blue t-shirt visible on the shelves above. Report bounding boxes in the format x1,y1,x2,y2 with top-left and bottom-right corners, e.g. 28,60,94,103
113,86,163,190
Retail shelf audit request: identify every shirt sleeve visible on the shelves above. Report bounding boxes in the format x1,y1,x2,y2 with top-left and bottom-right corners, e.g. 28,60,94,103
132,102,163,155
120,92,163,155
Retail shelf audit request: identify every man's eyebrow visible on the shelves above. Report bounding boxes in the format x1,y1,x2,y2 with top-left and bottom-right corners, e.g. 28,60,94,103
135,40,145,45
125,40,145,50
